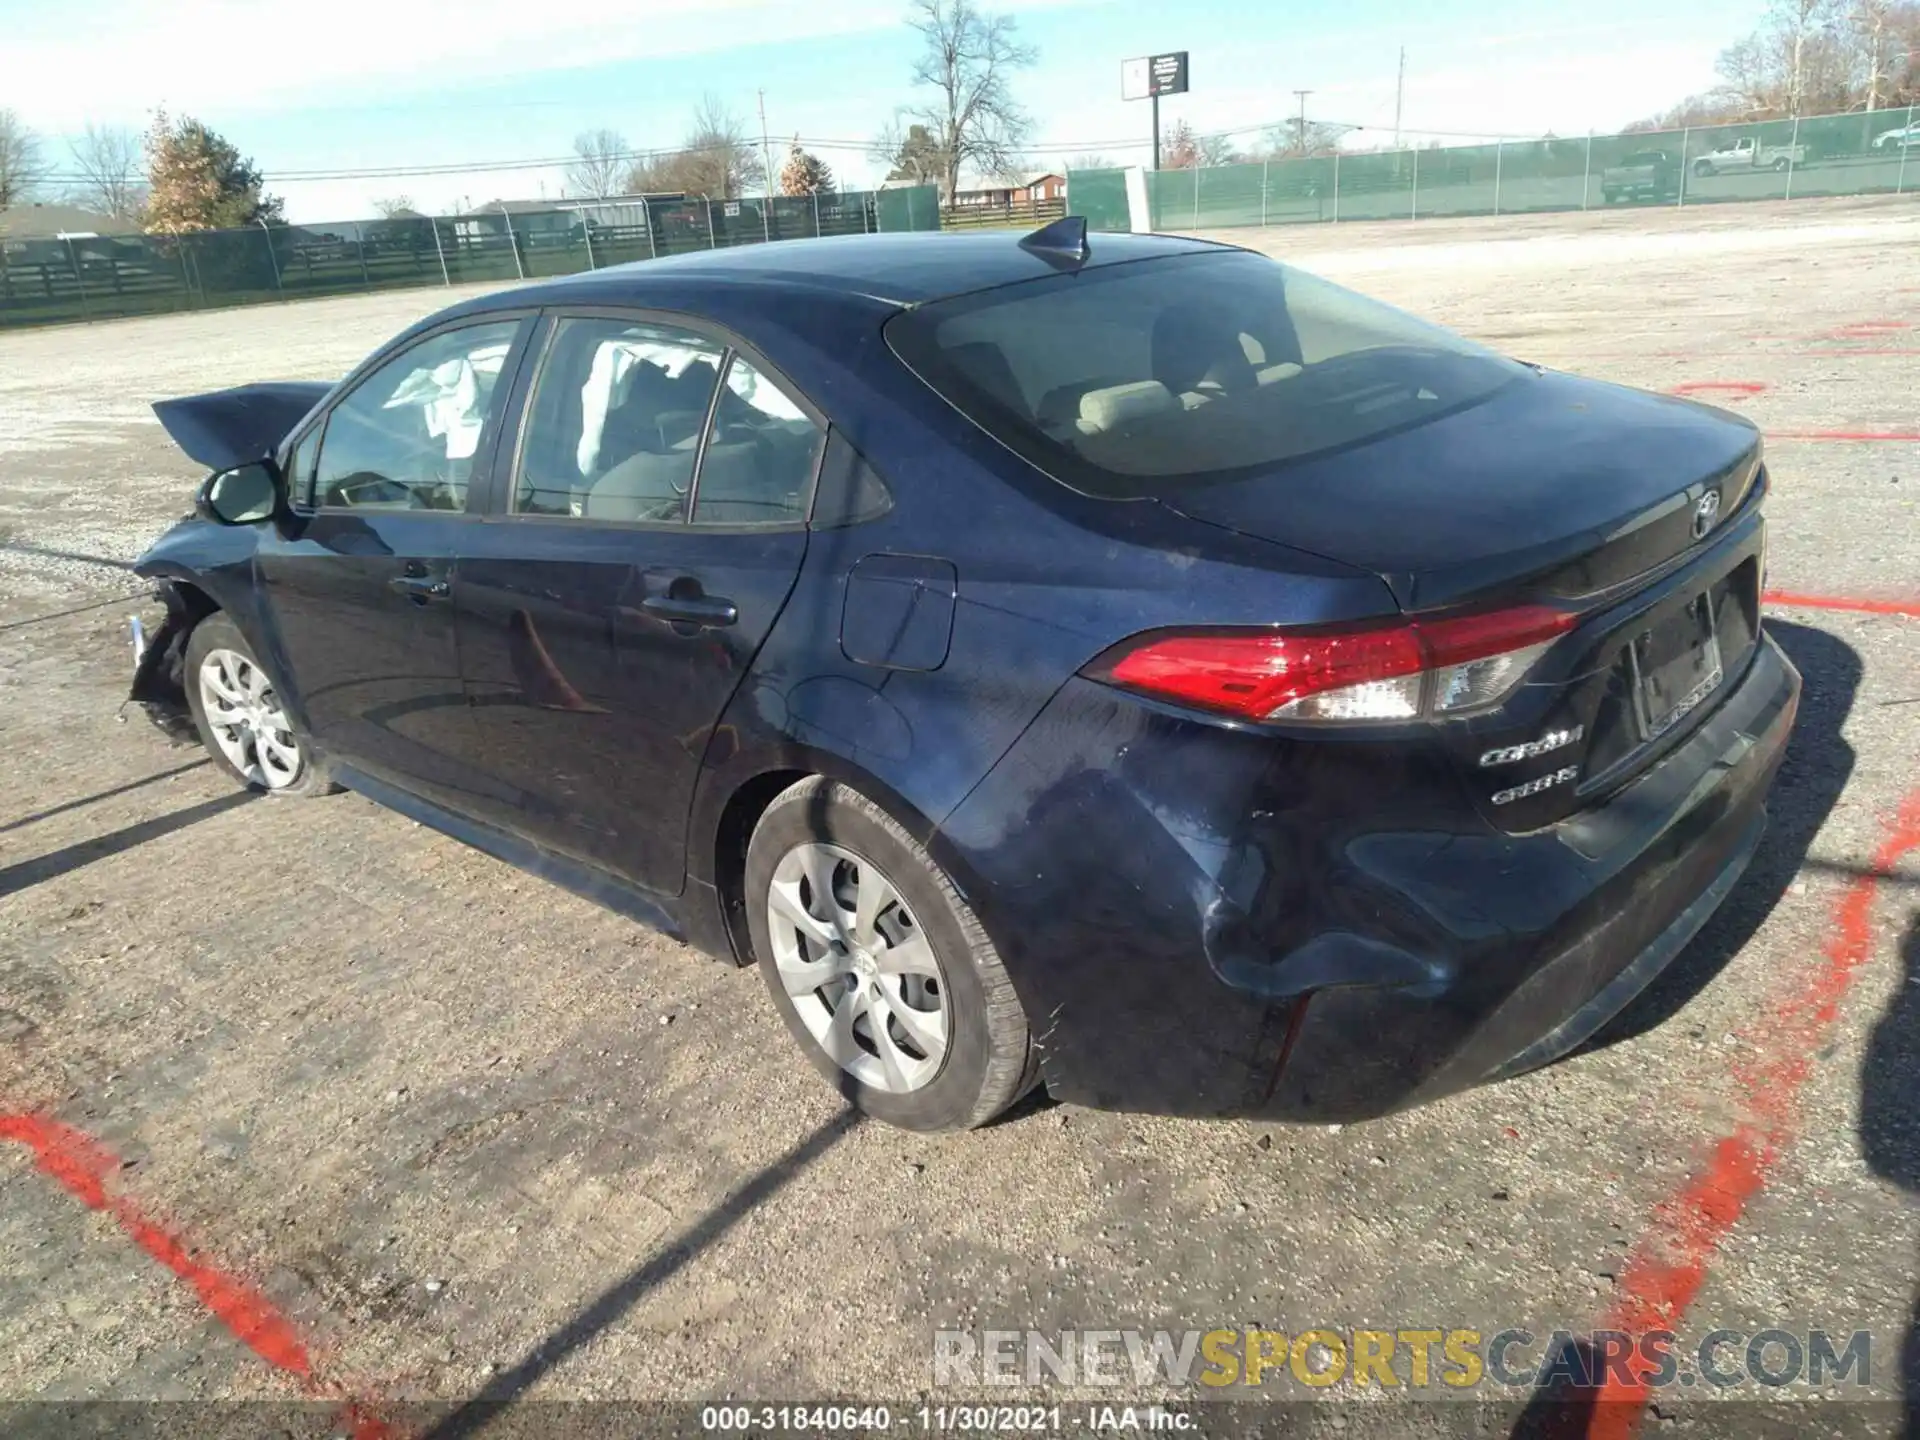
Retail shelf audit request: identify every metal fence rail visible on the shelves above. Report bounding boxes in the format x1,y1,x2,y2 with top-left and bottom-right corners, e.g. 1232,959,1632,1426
1068,105,1919,233
0,186,942,330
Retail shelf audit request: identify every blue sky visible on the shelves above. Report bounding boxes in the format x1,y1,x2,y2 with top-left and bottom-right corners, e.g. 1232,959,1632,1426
3,0,1765,221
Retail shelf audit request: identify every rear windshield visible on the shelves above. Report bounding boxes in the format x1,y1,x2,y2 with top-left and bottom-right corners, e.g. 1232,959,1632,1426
885,250,1526,498
1622,151,1668,165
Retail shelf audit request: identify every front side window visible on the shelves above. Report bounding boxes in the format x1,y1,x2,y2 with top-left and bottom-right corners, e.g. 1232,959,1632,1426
515,317,725,521
885,252,1527,499
313,320,521,511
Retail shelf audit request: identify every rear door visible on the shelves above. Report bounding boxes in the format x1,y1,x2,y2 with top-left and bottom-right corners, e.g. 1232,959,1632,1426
453,310,822,894
256,316,533,807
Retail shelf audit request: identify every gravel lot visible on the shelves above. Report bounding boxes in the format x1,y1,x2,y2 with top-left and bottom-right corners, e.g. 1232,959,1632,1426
1,195,1917,1433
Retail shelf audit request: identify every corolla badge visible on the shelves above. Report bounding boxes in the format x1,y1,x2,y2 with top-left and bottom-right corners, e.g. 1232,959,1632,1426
1692,489,1722,539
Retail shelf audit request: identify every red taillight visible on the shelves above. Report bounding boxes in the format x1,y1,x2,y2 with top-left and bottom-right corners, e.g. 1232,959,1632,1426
1104,625,1423,717
1416,605,1578,667
1091,604,1578,723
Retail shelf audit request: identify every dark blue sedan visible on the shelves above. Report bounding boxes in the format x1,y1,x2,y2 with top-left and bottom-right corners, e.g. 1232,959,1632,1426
129,221,1798,1132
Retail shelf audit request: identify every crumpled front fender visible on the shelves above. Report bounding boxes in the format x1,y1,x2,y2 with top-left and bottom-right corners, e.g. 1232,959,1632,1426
129,580,215,744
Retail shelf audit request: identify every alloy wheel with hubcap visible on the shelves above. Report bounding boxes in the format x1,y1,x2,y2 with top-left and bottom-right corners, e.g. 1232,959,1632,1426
745,775,1037,1131
766,841,949,1094
196,647,304,789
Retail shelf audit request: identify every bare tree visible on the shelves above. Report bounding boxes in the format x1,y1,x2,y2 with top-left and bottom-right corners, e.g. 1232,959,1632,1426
372,196,420,218
567,128,631,199
0,108,48,209
1067,152,1118,170
892,0,1037,202
1195,132,1241,167
625,97,764,198
681,96,765,198
67,124,146,220
1161,120,1201,169
1633,0,1918,129
1259,121,1344,159
1852,0,1905,108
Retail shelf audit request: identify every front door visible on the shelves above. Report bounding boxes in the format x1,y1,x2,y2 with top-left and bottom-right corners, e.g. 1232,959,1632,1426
256,317,530,809
454,313,821,894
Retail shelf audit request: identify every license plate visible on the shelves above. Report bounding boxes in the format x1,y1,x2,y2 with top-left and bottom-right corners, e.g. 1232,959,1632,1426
1631,593,1723,742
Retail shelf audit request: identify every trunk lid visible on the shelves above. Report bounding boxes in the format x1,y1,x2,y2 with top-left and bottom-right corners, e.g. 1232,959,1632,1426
1163,371,1768,831
152,382,331,472
1158,370,1762,610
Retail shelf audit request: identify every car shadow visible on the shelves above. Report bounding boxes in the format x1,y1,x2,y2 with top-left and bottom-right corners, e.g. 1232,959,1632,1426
1581,619,1860,1053
0,759,208,838
1862,912,1919,1437
0,790,256,900
1505,1334,1606,1439
414,1106,862,1439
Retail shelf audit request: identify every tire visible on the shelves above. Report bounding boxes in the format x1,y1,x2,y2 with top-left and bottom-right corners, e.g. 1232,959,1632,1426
744,776,1037,1131
1602,189,1618,204
184,613,339,797
1771,156,1790,172
1693,161,1714,178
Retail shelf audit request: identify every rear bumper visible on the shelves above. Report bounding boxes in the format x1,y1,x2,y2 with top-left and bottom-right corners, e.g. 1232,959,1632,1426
936,630,1798,1123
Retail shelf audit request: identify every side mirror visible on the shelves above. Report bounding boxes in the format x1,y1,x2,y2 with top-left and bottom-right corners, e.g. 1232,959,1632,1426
197,460,284,526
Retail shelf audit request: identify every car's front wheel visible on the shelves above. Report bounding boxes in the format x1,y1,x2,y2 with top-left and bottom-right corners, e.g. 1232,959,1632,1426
184,613,337,797
745,777,1037,1131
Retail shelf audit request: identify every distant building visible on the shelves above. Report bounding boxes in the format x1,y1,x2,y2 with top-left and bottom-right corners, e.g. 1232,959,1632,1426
949,173,1067,208
0,203,140,240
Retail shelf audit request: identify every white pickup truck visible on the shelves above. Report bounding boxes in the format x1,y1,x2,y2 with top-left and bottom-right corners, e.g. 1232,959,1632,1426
1691,136,1807,176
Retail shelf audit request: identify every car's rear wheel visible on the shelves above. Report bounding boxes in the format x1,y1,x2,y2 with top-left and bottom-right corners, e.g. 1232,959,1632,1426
1770,156,1790,172
184,613,337,797
744,777,1037,1131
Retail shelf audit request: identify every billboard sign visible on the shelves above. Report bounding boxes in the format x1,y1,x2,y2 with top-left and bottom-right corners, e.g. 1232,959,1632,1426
1123,51,1189,101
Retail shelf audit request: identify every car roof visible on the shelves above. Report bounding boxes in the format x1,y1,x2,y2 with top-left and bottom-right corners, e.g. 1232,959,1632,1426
452,229,1239,314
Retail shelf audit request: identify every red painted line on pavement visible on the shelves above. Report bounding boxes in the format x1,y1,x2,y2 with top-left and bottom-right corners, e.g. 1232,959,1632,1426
1766,429,1920,442
1765,590,1920,618
1830,320,1912,339
1583,788,1920,1440
1801,347,1920,357
1667,381,1767,400
0,1113,395,1438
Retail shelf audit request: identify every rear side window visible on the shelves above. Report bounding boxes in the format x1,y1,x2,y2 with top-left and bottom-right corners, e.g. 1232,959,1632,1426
513,315,823,527
515,317,726,521
691,357,824,526
885,252,1526,499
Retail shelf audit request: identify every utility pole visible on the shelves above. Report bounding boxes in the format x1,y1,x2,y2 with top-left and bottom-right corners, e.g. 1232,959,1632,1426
1393,47,1405,149
757,90,776,201
1293,90,1313,155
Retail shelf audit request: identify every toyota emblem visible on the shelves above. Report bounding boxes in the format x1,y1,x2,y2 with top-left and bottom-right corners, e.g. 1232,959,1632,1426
1692,489,1721,539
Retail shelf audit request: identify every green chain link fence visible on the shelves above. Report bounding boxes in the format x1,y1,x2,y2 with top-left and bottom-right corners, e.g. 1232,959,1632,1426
1069,105,1920,232
0,185,942,330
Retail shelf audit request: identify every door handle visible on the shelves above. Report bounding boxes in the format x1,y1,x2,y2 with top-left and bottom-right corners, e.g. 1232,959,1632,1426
641,593,738,628
389,575,451,603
